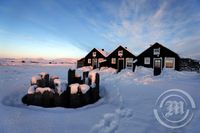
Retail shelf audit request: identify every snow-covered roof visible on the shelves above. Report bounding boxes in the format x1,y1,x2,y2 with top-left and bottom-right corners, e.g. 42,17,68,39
97,49,109,57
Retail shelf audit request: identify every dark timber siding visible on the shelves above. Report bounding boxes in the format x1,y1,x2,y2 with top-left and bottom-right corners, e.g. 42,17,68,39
107,46,136,70
137,42,180,70
84,48,106,68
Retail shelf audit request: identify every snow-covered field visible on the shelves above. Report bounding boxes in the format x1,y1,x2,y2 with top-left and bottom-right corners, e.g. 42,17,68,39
0,65,200,133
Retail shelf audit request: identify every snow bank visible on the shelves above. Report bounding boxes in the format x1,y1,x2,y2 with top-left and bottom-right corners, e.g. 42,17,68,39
79,84,90,94
70,83,79,94
78,66,93,72
36,87,54,94
89,71,96,83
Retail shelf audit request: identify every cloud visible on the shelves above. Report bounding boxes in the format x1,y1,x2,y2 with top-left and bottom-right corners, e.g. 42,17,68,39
86,0,200,58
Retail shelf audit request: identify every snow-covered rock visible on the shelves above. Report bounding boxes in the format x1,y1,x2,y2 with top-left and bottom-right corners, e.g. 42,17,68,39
70,83,79,94
28,85,37,94
31,75,42,85
79,84,90,94
36,87,54,94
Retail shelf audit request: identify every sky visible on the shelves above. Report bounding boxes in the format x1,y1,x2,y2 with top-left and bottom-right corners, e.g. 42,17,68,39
0,0,200,59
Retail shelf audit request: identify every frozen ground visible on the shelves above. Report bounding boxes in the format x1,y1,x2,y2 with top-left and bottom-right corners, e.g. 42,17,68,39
0,65,200,133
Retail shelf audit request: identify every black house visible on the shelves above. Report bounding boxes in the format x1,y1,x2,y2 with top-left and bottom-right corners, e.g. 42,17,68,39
106,45,136,72
137,42,180,71
77,48,108,69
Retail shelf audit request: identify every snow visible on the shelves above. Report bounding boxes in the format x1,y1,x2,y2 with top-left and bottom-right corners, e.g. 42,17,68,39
35,87,55,94
97,49,109,57
31,75,41,85
0,65,200,133
27,85,37,94
79,84,90,94
53,79,63,95
89,71,96,83
70,83,79,94
78,66,93,72
39,72,48,78
0,58,77,67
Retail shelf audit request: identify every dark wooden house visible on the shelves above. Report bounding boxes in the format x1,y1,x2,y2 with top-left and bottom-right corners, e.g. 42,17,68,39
77,48,108,69
106,45,136,72
137,42,180,71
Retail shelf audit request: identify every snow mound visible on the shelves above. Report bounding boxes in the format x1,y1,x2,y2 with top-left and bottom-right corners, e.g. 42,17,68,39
78,66,93,72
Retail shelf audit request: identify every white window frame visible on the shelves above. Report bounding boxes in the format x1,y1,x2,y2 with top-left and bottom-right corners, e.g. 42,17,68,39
144,57,150,65
118,50,123,57
126,58,133,68
88,59,91,64
164,57,175,69
153,58,162,68
93,52,96,57
111,58,116,64
98,58,104,63
154,48,160,55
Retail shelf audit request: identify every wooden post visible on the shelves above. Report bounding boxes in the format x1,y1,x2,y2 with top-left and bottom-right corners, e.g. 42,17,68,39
68,69,75,85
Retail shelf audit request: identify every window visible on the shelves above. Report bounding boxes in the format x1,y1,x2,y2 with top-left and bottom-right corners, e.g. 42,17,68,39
144,57,150,64
126,58,133,68
111,58,116,64
126,62,133,68
93,52,96,57
165,58,175,68
154,60,161,68
118,50,123,57
154,48,160,55
88,59,91,64
98,58,104,63
126,58,133,62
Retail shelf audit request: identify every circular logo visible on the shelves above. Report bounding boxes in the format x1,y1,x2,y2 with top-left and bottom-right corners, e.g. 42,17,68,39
154,89,196,129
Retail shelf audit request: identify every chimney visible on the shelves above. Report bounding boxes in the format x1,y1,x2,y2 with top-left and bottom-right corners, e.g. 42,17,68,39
101,49,104,51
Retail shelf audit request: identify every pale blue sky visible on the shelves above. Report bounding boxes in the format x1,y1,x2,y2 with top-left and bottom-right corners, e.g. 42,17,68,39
0,0,200,59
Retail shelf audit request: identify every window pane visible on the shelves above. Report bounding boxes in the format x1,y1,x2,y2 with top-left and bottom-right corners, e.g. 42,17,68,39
154,60,161,68
165,58,174,68
144,57,150,64
111,58,116,64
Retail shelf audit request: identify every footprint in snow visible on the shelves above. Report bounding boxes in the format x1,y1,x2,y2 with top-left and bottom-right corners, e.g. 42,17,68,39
90,108,133,133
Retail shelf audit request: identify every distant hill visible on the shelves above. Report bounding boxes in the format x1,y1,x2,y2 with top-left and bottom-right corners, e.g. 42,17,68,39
0,58,77,66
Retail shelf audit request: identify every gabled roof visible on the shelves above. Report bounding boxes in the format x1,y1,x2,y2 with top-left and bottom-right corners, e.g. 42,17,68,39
97,49,109,57
85,48,109,58
107,45,136,58
138,42,180,57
